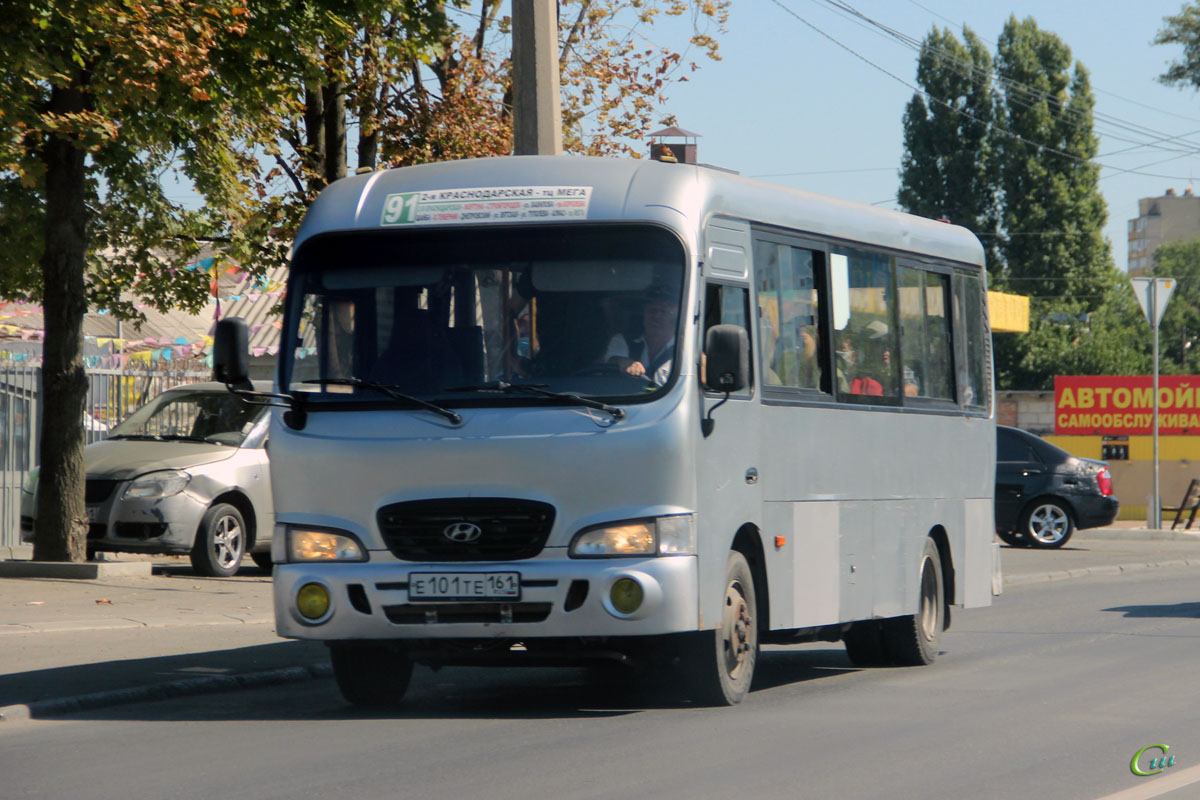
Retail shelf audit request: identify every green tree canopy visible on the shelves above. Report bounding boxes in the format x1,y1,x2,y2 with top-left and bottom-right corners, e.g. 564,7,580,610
898,26,999,277
1150,239,1200,374
898,16,1136,390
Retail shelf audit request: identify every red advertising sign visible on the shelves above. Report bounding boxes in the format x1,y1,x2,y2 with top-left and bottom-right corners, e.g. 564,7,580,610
1054,375,1200,435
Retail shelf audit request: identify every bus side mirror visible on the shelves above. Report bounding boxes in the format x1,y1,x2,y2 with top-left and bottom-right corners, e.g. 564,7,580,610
704,324,749,393
213,318,251,389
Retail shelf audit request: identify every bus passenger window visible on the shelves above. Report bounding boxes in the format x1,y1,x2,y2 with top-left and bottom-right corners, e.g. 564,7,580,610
899,268,954,400
832,248,898,401
754,240,823,391
703,283,752,394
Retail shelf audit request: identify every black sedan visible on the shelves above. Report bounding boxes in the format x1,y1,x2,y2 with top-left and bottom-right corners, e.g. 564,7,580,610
995,425,1119,548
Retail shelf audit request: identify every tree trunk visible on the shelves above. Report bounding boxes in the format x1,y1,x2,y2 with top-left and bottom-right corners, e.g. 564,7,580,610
322,80,347,185
34,84,90,563
303,82,325,195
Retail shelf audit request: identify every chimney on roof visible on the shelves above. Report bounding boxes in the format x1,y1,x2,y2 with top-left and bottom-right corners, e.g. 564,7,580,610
649,126,699,165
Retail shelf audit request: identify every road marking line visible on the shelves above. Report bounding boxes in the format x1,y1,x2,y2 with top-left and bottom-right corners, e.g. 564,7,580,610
1095,764,1200,800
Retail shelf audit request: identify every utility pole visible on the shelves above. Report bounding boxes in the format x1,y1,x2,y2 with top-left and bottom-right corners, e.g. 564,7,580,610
511,0,563,156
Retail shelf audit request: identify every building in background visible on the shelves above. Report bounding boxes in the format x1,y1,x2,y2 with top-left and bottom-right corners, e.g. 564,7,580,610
1128,188,1200,275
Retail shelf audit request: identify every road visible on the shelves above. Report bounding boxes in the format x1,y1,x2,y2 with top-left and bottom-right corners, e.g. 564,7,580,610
2,564,1198,800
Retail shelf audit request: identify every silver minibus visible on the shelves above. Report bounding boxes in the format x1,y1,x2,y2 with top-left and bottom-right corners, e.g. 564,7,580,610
215,154,1000,706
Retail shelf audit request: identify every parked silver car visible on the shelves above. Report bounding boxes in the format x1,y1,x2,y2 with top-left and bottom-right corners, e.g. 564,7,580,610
21,382,273,576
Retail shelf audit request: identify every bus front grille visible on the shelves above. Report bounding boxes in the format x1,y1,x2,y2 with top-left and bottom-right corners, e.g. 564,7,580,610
377,498,555,561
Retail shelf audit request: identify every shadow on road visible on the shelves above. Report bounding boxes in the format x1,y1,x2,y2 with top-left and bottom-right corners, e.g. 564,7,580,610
11,646,861,723
1103,602,1200,618
1,640,326,709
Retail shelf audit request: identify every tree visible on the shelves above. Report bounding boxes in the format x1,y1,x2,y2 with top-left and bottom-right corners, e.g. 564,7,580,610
1155,2,1200,90
0,1,292,561
238,1,730,227
900,17,1133,389
0,0,727,562
990,16,1127,389
1149,239,1200,373
898,26,1000,279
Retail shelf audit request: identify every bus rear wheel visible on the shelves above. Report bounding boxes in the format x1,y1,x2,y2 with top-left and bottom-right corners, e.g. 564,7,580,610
681,550,758,706
882,538,944,666
330,643,413,707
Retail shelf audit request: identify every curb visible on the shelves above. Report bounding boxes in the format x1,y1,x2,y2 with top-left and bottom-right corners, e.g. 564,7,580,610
0,662,333,723
1003,557,1200,587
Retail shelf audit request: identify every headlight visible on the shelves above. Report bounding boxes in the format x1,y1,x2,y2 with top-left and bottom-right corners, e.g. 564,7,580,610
122,470,190,500
287,527,366,562
570,514,695,557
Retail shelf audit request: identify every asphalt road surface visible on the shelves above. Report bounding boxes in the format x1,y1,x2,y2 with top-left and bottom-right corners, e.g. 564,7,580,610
2,566,1199,800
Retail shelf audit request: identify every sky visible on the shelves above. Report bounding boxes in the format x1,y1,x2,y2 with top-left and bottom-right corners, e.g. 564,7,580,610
655,0,1200,276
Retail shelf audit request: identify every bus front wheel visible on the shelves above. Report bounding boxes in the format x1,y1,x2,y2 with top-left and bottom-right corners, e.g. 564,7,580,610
681,550,758,706
330,643,412,707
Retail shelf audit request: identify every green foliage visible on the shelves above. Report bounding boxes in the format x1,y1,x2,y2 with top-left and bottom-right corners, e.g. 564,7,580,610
899,16,1133,390
1155,3,1200,90
1149,239,1200,373
898,26,999,275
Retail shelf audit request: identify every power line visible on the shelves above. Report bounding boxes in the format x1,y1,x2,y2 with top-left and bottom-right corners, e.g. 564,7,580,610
767,0,1200,184
817,0,1200,159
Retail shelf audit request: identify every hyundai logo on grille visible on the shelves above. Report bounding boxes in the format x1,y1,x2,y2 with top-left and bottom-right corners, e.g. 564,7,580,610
443,522,483,543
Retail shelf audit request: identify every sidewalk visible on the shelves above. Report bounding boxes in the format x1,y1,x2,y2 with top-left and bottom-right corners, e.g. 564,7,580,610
0,553,327,722
2,523,1200,722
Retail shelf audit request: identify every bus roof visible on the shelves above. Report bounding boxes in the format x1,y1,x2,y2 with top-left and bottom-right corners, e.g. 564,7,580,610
296,155,985,268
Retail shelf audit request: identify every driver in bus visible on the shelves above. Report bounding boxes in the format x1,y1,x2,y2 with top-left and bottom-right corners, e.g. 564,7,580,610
605,285,678,386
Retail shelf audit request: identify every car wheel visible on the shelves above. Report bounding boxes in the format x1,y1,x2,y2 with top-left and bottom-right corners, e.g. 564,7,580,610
1021,499,1075,548
882,537,945,666
190,503,247,577
249,551,273,571
680,551,758,706
995,529,1027,547
330,644,412,707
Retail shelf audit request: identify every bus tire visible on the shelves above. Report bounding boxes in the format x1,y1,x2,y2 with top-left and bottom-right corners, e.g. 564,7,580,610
330,643,412,707
842,620,890,667
682,551,758,706
883,538,944,666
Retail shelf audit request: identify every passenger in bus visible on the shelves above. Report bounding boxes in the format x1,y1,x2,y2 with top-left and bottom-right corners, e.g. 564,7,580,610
776,321,821,389
606,287,678,386
840,325,884,396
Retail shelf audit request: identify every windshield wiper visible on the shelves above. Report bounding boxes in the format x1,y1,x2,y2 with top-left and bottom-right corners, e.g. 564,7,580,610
447,381,625,421
301,378,463,425
105,434,165,442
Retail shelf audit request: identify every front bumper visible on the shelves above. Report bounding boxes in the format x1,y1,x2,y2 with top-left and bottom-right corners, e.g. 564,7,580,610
22,486,209,554
273,555,700,641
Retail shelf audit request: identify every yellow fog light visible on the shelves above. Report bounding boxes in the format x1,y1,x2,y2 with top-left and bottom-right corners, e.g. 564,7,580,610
610,578,644,615
296,583,331,620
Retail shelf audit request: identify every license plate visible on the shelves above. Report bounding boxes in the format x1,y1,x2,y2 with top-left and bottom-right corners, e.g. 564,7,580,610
408,572,520,601
85,505,101,522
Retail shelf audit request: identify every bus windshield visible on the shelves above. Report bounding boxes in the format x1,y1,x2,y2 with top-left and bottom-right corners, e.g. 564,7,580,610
282,224,686,405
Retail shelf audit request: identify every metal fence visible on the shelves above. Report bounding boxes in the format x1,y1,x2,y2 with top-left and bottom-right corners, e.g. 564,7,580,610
0,365,211,550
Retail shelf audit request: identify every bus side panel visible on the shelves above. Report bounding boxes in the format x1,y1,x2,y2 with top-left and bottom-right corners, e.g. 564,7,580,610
961,497,996,608
769,500,841,629
838,500,875,623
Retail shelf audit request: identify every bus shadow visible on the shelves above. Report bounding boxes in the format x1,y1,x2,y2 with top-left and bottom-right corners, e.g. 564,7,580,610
751,648,858,692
